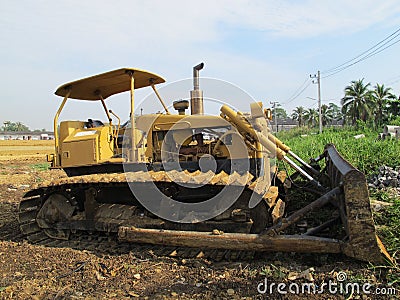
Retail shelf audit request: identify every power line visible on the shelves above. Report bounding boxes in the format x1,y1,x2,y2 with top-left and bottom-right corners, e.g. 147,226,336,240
321,27,400,78
387,74,400,85
323,36,400,77
322,27,400,74
284,77,309,102
322,37,400,79
283,79,312,104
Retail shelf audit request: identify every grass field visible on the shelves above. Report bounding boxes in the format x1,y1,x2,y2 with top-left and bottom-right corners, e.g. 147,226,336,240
0,140,54,156
276,126,400,176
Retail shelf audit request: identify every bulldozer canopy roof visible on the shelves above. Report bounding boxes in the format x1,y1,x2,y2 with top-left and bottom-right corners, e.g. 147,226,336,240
55,68,165,100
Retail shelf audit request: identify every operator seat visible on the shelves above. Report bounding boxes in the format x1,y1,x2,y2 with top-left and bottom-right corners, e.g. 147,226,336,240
85,119,104,128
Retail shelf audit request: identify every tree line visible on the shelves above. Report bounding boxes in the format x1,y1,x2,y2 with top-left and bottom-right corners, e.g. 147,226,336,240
1,121,46,132
275,79,400,129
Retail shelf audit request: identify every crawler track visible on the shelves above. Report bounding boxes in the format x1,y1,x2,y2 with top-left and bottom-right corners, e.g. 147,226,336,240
17,170,276,261
18,194,255,260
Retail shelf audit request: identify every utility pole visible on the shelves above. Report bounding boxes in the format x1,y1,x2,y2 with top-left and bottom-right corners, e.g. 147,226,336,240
310,71,322,134
270,101,279,132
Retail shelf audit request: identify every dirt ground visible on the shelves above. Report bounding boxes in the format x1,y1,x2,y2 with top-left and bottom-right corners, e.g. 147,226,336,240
0,141,398,299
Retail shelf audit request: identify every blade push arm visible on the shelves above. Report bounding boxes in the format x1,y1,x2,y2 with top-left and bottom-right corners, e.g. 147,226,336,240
220,105,320,184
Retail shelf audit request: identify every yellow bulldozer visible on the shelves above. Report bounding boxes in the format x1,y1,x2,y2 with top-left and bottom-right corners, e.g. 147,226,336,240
18,63,391,263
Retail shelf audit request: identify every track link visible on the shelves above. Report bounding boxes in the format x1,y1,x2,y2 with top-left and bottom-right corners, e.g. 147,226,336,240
18,170,275,261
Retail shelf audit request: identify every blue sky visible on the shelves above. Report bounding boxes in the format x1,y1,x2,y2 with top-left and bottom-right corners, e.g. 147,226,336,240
1,0,400,130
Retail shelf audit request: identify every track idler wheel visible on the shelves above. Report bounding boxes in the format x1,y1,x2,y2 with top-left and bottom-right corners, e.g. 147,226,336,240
36,193,75,240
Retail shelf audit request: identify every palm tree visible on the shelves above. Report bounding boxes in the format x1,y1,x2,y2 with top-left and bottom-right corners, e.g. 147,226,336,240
341,79,373,126
15,122,23,131
321,104,334,126
291,106,305,127
371,83,395,127
340,104,353,126
388,96,400,119
328,103,341,120
304,108,318,127
14,122,29,132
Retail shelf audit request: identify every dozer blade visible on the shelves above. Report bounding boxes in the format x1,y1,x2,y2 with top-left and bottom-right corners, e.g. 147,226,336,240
324,144,392,263
118,144,392,264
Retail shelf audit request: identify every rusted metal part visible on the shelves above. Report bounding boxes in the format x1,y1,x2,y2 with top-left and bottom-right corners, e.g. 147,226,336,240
304,217,339,236
265,187,341,236
20,172,269,235
324,144,392,263
84,188,98,220
118,227,342,253
263,186,279,208
276,170,287,183
37,170,254,189
36,193,74,240
271,199,285,224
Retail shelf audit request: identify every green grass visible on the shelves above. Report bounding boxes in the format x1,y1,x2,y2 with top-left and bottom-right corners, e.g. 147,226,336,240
370,190,400,285
372,190,400,253
276,126,400,176
30,163,50,171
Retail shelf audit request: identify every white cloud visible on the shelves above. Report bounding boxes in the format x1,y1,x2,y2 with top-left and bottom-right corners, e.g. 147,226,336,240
220,0,400,37
3,1,399,53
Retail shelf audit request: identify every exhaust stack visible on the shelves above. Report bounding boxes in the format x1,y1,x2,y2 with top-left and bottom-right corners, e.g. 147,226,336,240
190,63,204,115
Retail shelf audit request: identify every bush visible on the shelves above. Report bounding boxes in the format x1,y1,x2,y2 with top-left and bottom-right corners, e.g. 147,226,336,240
276,126,400,176
388,115,400,126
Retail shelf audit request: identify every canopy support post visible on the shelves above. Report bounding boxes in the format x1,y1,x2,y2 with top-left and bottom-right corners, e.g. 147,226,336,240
127,71,137,162
54,89,71,167
151,83,170,114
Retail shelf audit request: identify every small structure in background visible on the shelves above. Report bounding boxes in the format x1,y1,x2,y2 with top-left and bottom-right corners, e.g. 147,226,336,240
0,131,54,140
378,125,400,140
40,133,49,140
270,118,298,133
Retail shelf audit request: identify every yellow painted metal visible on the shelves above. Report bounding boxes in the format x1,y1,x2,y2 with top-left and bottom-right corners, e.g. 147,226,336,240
129,72,136,162
109,109,121,148
55,68,165,100
137,113,246,162
51,69,274,169
62,138,98,167
172,129,193,146
267,133,291,153
136,114,230,133
53,90,70,167
46,153,54,163
151,84,170,114
220,105,286,160
59,121,85,142
264,108,272,120
100,96,112,124
60,125,114,167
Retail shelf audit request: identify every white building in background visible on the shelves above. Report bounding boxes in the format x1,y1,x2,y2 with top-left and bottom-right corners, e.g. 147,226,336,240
0,131,54,140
